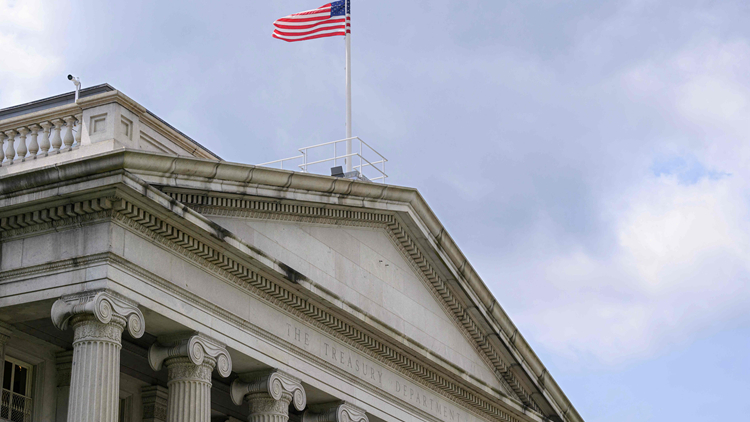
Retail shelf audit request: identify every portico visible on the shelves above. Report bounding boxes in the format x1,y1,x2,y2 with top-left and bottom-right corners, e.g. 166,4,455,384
0,86,582,422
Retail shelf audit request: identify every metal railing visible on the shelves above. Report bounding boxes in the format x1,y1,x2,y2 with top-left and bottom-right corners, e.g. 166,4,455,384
259,137,388,182
1,389,32,422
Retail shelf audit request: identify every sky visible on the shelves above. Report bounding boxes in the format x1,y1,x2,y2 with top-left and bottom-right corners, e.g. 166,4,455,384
1,0,749,420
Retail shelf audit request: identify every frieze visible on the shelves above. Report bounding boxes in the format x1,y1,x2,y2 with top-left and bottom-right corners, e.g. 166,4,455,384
286,321,480,422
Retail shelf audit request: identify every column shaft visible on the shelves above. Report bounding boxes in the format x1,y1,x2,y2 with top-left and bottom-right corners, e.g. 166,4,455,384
66,315,124,422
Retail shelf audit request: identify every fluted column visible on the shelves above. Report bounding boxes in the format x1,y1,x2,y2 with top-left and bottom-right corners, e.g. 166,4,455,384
51,290,145,422
302,402,368,422
148,333,232,422
0,322,13,390
231,369,306,422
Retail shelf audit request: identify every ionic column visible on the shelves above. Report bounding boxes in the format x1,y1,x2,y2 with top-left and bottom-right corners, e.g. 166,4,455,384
302,402,368,422
0,322,13,389
148,333,232,422
51,290,145,422
230,369,306,422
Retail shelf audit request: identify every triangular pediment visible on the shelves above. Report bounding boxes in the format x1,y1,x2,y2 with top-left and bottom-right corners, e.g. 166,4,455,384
163,189,560,419
207,215,505,392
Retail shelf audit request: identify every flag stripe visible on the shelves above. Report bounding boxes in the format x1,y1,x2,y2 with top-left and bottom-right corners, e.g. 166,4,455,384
273,31,345,42
272,1,349,43
274,18,346,30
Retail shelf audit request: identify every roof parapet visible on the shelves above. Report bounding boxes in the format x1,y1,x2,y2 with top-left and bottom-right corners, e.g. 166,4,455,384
0,88,219,173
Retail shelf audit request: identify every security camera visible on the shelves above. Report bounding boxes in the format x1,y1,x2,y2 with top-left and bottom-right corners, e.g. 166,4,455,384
68,74,81,101
67,74,81,87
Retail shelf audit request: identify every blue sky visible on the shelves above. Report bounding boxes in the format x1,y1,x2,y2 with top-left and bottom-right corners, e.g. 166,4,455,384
2,1,749,420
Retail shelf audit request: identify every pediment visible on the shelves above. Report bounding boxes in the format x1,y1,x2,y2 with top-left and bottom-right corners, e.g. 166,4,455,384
164,191,551,410
208,216,504,392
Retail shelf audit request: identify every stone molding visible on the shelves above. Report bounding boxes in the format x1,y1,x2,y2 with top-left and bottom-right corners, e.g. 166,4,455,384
0,193,538,422
148,332,232,378
51,290,145,339
302,401,368,422
230,369,306,411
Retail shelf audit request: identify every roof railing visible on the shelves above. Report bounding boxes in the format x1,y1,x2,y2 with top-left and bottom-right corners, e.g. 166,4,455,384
259,137,388,182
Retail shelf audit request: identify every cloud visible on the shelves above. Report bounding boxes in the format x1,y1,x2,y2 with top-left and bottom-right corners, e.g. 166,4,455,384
489,37,750,366
0,0,67,106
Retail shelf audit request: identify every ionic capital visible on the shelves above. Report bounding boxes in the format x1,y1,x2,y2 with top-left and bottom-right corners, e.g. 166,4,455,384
51,290,145,338
230,369,306,410
148,332,232,377
302,402,368,422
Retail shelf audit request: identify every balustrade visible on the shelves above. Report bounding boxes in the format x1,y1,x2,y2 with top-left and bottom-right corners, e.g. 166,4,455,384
0,114,82,165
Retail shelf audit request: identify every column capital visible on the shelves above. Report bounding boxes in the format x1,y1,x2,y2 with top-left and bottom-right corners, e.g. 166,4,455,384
302,402,368,422
148,332,232,377
230,369,306,411
51,290,145,338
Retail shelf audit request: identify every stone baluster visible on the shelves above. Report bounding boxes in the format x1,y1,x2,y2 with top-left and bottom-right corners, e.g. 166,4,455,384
39,121,52,154
142,385,169,422
15,127,28,160
0,322,13,390
51,290,145,422
63,116,76,149
0,131,5,163
231,369,306,422
27,124,40,157
74,113,83,146
302,402,368,422
4,129,16,162
50,119,63,151
148,333,232,422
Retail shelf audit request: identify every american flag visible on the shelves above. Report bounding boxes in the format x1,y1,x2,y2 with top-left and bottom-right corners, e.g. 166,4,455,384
273,0,350,42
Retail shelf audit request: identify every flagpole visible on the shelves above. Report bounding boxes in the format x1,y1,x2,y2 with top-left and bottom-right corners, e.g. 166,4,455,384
345,0,352,172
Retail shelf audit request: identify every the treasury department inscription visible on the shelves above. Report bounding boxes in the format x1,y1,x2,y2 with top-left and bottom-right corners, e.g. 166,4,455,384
285,323,482,422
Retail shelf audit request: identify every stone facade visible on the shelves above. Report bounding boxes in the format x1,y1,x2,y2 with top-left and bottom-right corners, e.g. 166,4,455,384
0,87,583,422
